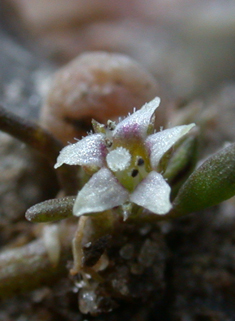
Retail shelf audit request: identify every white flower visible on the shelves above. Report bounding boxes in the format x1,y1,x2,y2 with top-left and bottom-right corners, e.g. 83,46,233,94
55,97,195,218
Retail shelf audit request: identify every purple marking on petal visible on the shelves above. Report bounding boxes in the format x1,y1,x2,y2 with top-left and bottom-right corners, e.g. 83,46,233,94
113,97,160,141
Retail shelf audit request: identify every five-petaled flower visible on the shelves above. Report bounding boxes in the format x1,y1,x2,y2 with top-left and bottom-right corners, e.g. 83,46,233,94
55,97,195,218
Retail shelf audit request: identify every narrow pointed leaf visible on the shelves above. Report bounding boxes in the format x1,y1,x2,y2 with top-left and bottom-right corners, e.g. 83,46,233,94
171,143,235,216
164,135,198,183
164,135,198,199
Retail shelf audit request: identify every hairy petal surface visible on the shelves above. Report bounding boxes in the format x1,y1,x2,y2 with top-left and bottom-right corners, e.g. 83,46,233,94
55,134,106,168
73,168,129,216
130,171,172,214
113,97,160,141
146,124,195,169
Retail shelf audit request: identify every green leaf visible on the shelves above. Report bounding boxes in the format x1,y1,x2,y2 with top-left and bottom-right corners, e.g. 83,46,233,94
171,143,235,216
25,196,75,222
164,135,198,199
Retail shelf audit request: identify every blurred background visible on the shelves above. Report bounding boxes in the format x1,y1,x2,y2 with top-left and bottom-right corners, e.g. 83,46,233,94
2,0,235,100
1,0,235,154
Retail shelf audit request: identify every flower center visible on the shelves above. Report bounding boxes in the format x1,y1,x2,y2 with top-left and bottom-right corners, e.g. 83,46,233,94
105,145,150,192
106,147,131,172
103,119,151,192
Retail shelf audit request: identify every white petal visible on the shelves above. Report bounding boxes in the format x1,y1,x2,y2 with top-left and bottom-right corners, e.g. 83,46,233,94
73,168,129,216
113,97,160,140
54,134,106,168
145,124,195,169
106,147,131,172
130,171,172,215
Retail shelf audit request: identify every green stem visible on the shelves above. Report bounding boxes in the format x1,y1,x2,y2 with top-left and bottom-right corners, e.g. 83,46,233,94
0,105,79,195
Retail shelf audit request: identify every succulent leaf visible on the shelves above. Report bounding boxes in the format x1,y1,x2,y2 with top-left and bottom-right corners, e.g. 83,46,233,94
172,143,235,215
25,197,75,222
